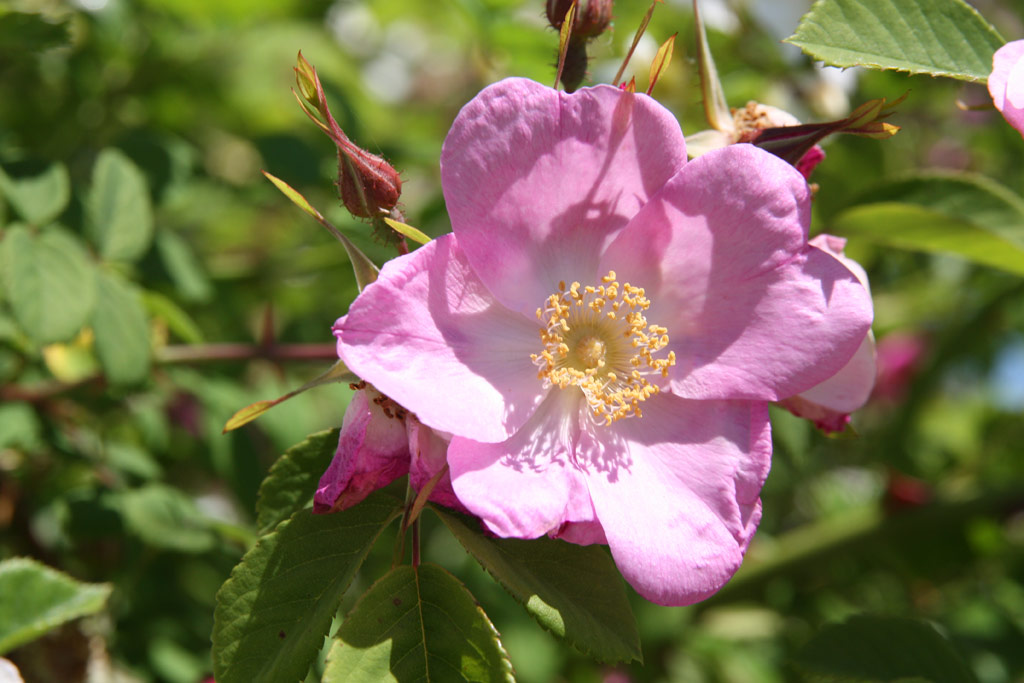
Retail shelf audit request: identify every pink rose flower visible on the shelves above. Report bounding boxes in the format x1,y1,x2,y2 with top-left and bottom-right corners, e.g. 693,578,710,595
333,78,872,605
778,235,877,433
989,40,1024,136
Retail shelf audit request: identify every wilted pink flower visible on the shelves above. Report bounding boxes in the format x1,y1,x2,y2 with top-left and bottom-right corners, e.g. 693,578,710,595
314,384,460,513
779,235,876,433
686,101,826,180
989,40,1024,137
333,78,872,605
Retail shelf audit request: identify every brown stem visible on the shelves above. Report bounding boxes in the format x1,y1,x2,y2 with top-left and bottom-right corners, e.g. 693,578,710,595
0,343,338,403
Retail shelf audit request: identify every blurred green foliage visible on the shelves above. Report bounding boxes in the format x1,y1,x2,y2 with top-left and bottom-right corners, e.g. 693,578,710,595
3,0,1024,681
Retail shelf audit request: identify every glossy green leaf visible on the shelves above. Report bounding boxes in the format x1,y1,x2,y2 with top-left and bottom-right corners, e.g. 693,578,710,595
0,558,112,655
796,615,977,682
435,508,641,664
857,172,1024,247
87,148,154,262
0,162,69,226
91,270,151,385
1,225,97,344
786,0,1003,82
323,564,514,683
117,483,216,553
212,492,402,683
832,203,1024,276
255,428,340,535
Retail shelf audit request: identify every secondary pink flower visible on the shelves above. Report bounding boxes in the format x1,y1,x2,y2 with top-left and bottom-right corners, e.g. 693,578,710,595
779,235,876,432
989,40,1024,136
314,385,409,513
333,78,872,605
686,101,826,179
314,384,460,513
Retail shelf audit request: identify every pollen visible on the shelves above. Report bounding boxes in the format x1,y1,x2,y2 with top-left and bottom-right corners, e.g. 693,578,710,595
530,271,676,425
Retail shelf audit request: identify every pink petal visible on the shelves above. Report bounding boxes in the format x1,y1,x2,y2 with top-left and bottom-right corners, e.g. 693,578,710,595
550,519,608,545
809,234,869,292
796,331,876,414
777,394,851,434
447,390,597,539
990,40,1024,136
685,129,733,158
407,419,468,513
334,234,545,443
441,78,687,317
795,145,826,180
581,394,771,606
794,235,877,414
601,144,873,401
313,387,410,513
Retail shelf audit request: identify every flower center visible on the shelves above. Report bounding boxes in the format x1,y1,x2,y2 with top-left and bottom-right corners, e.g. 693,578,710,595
575,335,606,369
530,271,676,425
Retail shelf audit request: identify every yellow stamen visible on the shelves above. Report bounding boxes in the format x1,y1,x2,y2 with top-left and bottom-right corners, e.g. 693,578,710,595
529,271,676,425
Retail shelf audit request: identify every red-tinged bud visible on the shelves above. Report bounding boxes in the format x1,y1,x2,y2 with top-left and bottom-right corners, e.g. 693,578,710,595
336,139,402,219
293,52,402,219
547,0,613,38
549,0,614,92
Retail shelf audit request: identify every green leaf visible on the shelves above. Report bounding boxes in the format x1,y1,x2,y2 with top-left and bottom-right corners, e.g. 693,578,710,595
91,270,151,385
0,558,112,655
0,162,69,226
117,483,216,553
786,0,1004,82
832,203,1024,276
156,230,213,303
694,0,732,132
382,217,431,245
323,564,514,683
855,172,1024,247
255,428,340,535
86,148,155,262
0,12,71,59
0,402,42,451
105,442,163,481
434,508,641,664
1,225,97,344
212,491,403,683
796,615,977,682
263,171,379,290
141,290,204,344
